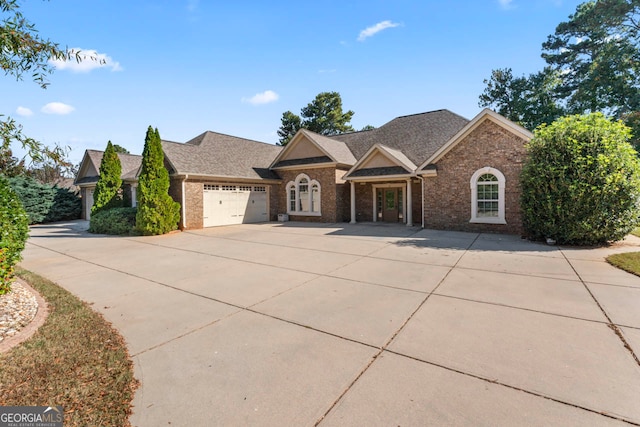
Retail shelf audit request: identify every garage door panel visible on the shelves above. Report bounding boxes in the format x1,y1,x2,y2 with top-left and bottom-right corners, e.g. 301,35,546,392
244,192,268,223
203,185,267,227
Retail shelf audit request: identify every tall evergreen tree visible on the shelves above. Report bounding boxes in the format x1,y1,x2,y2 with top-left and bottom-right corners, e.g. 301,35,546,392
135,126,180,235
91,140,122,215
277,92,355,145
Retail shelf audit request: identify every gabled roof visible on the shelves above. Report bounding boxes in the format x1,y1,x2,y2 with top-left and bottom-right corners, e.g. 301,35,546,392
270,129,357,169
331,109,470,166
418,108,533,171
344,144,417,179
162,131,282,181
74,149,142,185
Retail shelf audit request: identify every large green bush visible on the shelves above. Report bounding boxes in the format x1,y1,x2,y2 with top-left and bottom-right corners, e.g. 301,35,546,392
88,207,137,235
136,127,180,235
92,140,123,215
0,175,29,294
8,176,81,224
521,113,640,245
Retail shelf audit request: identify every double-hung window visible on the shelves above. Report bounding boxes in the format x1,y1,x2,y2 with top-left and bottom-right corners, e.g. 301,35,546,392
470,167,506,224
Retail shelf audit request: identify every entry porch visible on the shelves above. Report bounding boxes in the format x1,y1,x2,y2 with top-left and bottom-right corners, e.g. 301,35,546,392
347,178,422,226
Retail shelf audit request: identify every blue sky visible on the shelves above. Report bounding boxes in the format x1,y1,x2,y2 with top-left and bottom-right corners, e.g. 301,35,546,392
1,0,584,165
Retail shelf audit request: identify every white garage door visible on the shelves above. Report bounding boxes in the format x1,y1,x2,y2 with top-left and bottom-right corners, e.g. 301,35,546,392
203,185,268,227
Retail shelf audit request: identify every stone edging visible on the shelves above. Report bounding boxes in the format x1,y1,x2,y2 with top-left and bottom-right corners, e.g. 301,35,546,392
0,278,49,353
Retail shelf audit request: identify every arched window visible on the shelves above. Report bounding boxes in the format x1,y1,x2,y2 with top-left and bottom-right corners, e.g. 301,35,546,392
286,174,321,216
470,167,506,224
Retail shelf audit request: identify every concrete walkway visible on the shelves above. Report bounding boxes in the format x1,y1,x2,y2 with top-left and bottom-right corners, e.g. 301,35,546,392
19,221,640,426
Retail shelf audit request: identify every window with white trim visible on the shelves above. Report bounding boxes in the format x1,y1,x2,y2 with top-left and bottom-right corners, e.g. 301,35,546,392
470,167,506,224
286,173,321,216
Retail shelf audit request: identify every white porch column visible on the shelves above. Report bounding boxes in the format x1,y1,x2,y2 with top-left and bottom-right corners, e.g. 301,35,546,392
350,181,356,224
406,179,413,226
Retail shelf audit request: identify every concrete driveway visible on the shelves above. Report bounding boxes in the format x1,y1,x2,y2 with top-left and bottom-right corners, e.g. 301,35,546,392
19,221,640,426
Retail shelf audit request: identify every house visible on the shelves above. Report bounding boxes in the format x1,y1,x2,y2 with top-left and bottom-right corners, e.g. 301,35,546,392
74,150,143,220
75,108,532,234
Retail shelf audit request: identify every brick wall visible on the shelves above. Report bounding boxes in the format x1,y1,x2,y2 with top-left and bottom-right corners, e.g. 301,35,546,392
423,119,527,234
276,167,341,222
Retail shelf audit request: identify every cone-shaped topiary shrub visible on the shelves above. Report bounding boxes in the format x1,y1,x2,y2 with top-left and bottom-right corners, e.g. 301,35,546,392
135,127,180,235
521,113,640,245
92,140,123,215
0,175,29,294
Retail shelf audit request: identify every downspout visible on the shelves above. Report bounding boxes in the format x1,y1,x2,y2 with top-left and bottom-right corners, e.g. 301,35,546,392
417,175,425,228
182,175,188,229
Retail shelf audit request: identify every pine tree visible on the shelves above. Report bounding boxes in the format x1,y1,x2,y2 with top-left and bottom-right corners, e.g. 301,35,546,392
135,126,180,235
91,141,122,215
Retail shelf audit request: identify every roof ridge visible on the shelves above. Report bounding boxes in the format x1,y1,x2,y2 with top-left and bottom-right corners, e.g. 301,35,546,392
197,130,277,147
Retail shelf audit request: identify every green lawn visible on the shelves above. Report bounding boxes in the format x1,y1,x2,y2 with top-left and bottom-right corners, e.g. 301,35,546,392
632,227,640,238
0,268,138,427
607,252,640,277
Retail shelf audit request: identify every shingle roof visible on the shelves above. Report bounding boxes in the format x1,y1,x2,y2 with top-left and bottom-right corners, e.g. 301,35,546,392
299,130,357,165
162,131,282,180
74,150,142,185
331,109,469,166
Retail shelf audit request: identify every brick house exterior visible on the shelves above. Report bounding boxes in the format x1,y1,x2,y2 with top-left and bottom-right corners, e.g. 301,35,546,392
420,118,528,234
76,108,531,235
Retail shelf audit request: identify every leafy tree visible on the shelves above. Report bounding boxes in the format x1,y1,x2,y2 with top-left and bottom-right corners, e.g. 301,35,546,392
277,111,302,145
277,92,355,145
112,144,130,154
91,141,122,215
135,127,180,235
0,174,28,293
479,68,566,130
480,0,640,131
521,113,640,245
1,0,73,169
0,148,26,177
542,0,640,116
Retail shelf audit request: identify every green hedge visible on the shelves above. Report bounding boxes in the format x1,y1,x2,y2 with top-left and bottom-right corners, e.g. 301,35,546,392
8,176,81,224
0,175,29,294
521,113,640,245
89,207,137,235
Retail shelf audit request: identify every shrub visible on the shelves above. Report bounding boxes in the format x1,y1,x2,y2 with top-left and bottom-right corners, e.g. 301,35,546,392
521,113,640,245
92,140,123,215
8,176,81,224
135,127,180,235
45,186,82,222
0,175,29,294
88,207,137,235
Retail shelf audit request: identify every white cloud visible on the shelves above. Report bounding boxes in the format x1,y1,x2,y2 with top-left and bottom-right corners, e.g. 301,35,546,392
16,106,33,117
41,102,75,115
357,20,401,42
50,48,122,73
242,90,279,105
498,0,514,9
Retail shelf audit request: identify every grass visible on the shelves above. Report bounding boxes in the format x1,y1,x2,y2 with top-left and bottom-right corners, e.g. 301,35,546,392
632,227,640,238
0,268,138,426
607,252,640,277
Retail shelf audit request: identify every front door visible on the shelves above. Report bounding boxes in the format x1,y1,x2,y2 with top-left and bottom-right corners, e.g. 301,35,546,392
383,188,399,222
